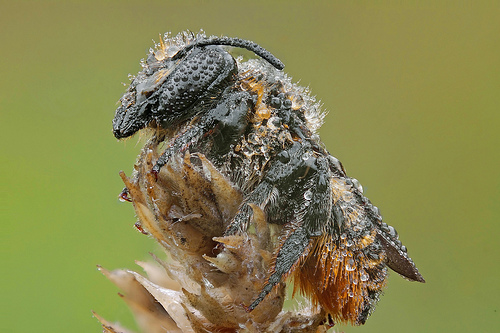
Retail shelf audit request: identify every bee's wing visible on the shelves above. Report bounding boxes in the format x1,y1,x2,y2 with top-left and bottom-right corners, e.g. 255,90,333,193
377,232,425,282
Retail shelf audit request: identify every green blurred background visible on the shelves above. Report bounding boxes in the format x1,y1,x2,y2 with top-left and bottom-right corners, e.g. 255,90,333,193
1,1,499,332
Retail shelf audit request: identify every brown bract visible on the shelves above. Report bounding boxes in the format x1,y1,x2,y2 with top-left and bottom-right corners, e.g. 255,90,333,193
95,140,329,332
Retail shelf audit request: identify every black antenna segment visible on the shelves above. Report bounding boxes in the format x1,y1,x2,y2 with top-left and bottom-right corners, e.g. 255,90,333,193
172,36,285,70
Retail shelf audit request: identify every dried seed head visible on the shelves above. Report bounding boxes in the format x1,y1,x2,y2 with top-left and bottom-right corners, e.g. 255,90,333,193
96,139,330,332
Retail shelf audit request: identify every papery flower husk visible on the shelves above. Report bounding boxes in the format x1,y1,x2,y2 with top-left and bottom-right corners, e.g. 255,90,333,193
95,139,329,333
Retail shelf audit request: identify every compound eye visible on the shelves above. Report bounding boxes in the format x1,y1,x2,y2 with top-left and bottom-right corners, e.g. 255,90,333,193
157,46,237,123
135,68,174,104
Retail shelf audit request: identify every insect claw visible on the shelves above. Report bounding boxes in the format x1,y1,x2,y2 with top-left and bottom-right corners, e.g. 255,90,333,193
134,222,149,235
241,302,252,313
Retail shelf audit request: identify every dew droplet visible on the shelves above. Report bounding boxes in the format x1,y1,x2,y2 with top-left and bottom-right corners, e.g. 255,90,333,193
360,272,369,282
304,189,312,201
342,191,354,202
388,225,398,239
167,46,179,57
351,178,364,193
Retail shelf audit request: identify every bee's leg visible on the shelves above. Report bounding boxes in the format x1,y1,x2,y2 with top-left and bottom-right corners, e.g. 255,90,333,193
152,124,205,174
153,91,252,174
225,141,310,233
247,155,333,311
246,227,311,311
224,181,274,235
224,139,317,235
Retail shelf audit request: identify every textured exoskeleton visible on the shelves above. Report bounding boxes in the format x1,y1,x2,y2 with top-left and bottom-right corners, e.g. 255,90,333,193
113,32,424,325
113,36,283,140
